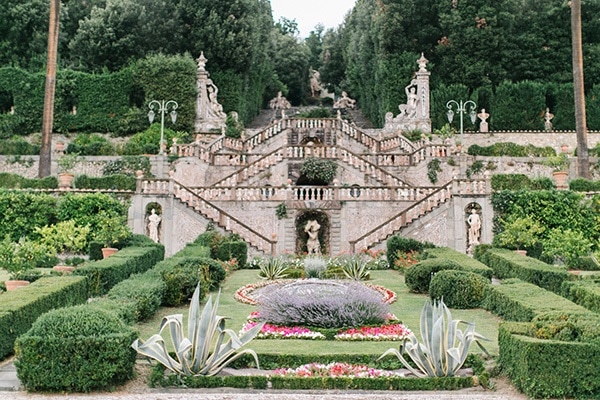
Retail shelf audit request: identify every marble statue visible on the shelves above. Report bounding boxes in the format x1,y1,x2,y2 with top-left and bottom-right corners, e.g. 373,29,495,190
194,52,227,133
333,91,356,109
269,91,291,110
305,219,321,255
477,109,489,132
309,68,323,98
467,209,481,247
383,53,431,134
148,209,161,243
544,108,554,132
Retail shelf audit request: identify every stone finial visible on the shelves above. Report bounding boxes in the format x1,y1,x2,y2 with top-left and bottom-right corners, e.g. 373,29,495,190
196,52,207,72
417,53,429,72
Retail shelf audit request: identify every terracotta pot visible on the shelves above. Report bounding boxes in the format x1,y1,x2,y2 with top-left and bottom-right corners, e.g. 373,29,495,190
552,171,568,190
5,280,30,291
101,247,118,258
58,172,74,189
53,265,75,274
514,250,527,256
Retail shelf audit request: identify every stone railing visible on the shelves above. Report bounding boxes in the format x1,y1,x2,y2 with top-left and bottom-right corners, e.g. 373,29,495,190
349,177,489,252
182,185,446,203
213,148,286,187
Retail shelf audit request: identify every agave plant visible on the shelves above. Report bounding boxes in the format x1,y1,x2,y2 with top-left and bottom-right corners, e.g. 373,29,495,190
379,299,489,377
341,255,370,281
303,256,327,278
131,284,264,376
258,256,288,280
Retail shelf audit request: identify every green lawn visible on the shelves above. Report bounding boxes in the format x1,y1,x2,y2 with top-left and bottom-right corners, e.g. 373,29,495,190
134,269,500,357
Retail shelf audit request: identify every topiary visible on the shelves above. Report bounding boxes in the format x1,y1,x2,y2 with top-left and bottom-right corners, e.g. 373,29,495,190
404,258,462,294
429,270,490,309
14,305,137,392
386,235,435,269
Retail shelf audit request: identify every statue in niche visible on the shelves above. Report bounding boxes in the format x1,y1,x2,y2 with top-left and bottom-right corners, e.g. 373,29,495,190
147,209,161,243
269,91,291,110
477,108,489,132
305,220,321,255
467,208,481,249
333,91,356,109
544,108,554,131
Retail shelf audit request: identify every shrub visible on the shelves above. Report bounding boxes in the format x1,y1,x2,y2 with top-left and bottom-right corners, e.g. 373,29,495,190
404,259,462,294
66,133,115,155
0,173,57,189
386,236,435,269
303,256,327,278
15,305,137,392
299,157,338,185
258,281,390,329
34,220,91,254
108,273,166,321
429,270,490,309
491,174,554,191
74,174,137,191
0,236,58,278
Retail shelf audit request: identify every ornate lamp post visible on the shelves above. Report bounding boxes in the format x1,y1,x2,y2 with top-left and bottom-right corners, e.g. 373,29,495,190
148,100,178,155
446,100,477,135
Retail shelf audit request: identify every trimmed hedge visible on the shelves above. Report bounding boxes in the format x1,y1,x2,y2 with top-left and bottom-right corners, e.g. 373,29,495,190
74,244,164,296
404,258,462,293
0,276,89,359
490,173,554,191
0,173,57,189
483,279,588,322
74,174,137,191
429,270,490,309
422,247,493,279
475,247,571,294
14,305,138,392
561,279,600,314
107,272,167,321
498,322,600,399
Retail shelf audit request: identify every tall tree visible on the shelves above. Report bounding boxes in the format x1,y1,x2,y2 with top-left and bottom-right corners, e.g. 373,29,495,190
571,0,589,178
39,0,60,178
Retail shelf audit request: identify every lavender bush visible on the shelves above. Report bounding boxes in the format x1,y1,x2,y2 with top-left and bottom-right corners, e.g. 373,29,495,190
258,281,390,328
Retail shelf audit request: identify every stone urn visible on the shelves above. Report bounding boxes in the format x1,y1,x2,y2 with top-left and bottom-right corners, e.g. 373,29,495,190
5,280,30,291
552,171,568,190
57,172,74,189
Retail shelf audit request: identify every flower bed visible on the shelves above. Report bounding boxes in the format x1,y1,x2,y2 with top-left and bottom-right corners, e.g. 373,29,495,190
240,311,412,341
274,362,403,378
235,279,397,305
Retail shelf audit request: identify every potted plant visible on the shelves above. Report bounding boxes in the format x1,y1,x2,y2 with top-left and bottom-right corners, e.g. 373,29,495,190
494,215,545,255
544,153,569,189
93,213,132,258
57,153,79,189
0,236,55,290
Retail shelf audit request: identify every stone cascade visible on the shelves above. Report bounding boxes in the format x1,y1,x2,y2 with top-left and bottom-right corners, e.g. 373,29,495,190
349,178,488,252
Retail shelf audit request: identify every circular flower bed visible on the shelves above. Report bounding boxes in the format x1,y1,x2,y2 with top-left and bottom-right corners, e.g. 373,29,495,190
235,279,396,305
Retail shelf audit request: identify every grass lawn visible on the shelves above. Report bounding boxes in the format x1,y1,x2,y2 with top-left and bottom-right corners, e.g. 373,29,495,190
134,269,500,357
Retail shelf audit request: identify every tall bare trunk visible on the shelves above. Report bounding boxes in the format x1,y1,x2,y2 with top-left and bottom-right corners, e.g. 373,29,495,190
39,0,60,178
571,0,589,178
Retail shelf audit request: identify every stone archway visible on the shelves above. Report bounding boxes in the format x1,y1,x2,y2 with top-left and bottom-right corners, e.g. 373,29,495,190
295,210,330,255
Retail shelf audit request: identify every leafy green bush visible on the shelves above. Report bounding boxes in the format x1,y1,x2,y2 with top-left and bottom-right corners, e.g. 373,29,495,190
102,156,151,177
491,174,554,191
429,270,490,309
568,178,600,192
0,191,57,240
108,273,166,321
34,220,90,254
15,305,137,392
66,133,115,155
0,137,40,155
0,236,57,278
467,142,555,157
122,124,177,155
299,157,338,185
386,236,435,269
404,258,462,294
0,173,57,189
150,258,209,306
74,174,137,191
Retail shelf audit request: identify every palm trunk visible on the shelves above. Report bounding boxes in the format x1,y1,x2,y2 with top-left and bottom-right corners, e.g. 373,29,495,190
39,0,60,178
571,0,589,178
